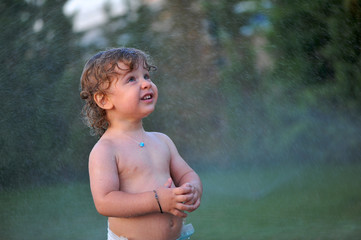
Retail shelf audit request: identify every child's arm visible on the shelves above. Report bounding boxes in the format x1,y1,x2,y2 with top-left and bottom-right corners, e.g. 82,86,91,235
159,134,203,212
89,140,193,218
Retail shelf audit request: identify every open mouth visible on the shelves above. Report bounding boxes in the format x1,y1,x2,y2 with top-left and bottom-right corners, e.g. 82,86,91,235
141,93,153,100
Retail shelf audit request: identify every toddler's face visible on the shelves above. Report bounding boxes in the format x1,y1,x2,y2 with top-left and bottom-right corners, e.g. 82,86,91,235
105,61,158,119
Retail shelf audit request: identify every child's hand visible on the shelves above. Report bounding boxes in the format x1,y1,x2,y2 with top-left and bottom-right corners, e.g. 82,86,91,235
181,182,201,211
156,181,196,218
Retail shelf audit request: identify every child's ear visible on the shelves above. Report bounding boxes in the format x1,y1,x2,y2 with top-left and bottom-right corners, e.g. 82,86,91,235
93,92,113,110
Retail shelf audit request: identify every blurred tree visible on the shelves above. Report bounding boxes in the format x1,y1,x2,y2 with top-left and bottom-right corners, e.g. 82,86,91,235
201,0,267,162
263,0,361,163
324,0,361,106
0,0,82,188
268,0,361,108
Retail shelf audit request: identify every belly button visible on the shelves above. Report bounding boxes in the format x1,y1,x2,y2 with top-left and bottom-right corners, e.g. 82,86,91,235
169,219,174,227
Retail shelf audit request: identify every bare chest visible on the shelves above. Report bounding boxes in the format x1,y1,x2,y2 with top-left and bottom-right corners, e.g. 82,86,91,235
115,140,171,192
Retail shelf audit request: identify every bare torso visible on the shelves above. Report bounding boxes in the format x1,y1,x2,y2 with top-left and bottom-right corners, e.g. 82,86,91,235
107,132,183,240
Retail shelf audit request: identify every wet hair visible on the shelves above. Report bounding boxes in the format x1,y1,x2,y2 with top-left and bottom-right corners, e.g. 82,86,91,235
80,47,157,136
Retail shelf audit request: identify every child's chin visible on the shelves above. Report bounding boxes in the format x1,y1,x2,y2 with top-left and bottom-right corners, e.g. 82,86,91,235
142,108,155,117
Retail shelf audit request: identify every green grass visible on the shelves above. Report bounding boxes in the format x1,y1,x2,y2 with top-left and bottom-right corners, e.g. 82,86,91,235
1,163,361,240
0,182,105,239
189,163,361,240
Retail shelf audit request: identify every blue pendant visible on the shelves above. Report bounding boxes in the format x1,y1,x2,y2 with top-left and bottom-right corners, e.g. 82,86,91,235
139,142,145,147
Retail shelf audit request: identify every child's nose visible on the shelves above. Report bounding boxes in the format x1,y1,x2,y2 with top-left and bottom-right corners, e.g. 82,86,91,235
141,78,151,89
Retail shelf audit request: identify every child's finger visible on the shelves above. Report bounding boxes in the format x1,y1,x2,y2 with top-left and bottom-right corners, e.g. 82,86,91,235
173,186,191,195
184,197,196,205
171,208,188,218
163,177,173,188
176,193,193,203
176,202,198,213
193,198,201,210
179,182,191,188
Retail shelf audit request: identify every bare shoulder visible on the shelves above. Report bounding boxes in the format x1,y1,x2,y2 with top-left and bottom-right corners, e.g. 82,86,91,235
149,132,173,143
89,137,117,163
148,132,179,154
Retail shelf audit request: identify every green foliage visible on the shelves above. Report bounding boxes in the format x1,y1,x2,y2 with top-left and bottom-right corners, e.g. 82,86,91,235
0,0,83,188
249,0,361,167
268,0,361,107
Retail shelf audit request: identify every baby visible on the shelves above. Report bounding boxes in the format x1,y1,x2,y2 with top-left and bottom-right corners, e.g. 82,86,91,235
80,48,202,240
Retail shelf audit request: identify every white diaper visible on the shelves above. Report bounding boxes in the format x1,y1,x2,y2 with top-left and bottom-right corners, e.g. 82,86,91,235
107,222,194,240
107,226,128,240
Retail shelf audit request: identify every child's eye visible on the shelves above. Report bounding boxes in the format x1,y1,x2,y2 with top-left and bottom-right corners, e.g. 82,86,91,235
144,74,150,80
128,77,136,83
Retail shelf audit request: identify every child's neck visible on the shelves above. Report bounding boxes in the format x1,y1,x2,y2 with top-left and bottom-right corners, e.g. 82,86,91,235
107,118,144,134
105,120,146,147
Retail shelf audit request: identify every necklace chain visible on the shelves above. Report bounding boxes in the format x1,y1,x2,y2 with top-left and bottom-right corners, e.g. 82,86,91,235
121,131,145,147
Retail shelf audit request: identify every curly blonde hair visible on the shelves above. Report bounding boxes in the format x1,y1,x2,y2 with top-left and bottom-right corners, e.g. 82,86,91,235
80,47,156,136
